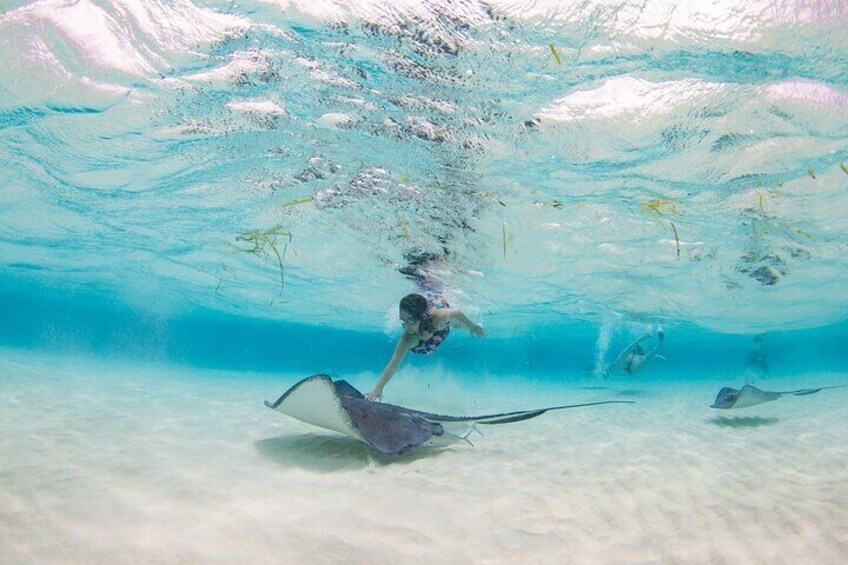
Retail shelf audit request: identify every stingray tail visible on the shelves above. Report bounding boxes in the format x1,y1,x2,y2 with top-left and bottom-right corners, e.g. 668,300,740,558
474,400,635,426
776,384,848,396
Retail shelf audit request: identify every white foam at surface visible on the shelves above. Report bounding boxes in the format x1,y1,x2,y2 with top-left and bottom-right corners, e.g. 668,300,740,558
766,80,848,107
536,77,728,126
0,32,129,108
317,112,356,128
21,0,156,76
2,0,248,77
226,99,287,115
260,0,493,28
258,0,846,47
184,49,281,84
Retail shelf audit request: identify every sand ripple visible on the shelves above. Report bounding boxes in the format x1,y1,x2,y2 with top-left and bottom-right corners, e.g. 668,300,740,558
2,352,847,564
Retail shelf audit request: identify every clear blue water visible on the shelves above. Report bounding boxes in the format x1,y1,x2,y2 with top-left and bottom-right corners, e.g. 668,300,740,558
3,274,848,377
1,0,847,377
2,4,848,562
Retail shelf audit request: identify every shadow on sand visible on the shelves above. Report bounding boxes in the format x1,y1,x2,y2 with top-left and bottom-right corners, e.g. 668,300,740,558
254,433,448,472
708,416,779,428
616,389,647,398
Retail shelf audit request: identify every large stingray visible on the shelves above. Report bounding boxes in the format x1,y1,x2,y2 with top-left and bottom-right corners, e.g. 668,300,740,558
710,384,847,409
265,374,634,456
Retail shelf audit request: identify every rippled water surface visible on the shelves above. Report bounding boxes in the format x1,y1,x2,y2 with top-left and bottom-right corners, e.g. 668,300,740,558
1,0,848,334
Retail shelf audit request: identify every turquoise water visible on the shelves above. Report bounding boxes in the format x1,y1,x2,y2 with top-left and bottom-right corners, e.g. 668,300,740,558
2,275,848,376
1,2,848,562
2,0,847,362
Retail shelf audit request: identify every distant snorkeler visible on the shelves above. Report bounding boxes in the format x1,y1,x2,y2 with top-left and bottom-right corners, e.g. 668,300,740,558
745,334,769,379
366,252,486,401
611,328,666,376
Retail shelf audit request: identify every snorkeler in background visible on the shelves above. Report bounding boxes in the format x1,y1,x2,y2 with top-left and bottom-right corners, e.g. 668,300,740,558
366,253,486,401
612,328,666,375
744,334,769,380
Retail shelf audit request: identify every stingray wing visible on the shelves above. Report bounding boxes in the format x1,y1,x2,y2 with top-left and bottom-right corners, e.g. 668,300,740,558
710,385,782,409
711,386,742,409
734,385,782,408
265,375,443,456
264,374,363,439
339,396,443,455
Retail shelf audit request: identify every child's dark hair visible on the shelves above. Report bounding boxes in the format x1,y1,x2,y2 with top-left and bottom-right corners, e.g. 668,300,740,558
399,293,434,332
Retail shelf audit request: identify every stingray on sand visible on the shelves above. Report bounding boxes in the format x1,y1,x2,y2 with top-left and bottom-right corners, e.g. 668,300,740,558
710,384,847,410
265,374,634,456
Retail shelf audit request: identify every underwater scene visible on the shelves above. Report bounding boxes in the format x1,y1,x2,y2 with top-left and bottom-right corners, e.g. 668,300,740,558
2,1,847,563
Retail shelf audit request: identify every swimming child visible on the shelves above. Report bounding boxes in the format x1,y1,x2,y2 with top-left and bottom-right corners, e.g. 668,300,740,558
612,328,665,375
366,255,486,401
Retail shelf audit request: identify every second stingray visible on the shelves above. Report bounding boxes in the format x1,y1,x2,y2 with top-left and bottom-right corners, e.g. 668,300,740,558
710,383,847,410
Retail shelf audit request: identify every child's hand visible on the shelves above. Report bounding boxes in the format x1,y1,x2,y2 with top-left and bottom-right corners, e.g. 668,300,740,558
365,389,383,401
470,324,487,337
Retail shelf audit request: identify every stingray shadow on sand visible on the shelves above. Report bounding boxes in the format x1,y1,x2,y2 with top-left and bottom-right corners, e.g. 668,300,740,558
708,416,780,428
254,433,448,472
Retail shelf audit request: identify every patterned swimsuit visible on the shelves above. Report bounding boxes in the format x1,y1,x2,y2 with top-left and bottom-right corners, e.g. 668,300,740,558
409,294,450,355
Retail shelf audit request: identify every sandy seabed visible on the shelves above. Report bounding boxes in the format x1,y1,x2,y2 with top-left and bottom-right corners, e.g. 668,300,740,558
1,348,847,565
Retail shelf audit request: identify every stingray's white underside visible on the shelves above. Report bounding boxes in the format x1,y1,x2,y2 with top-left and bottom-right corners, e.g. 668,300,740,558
266,376,364,440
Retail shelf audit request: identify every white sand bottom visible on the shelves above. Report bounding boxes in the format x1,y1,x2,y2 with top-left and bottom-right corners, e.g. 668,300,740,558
1,349,847,564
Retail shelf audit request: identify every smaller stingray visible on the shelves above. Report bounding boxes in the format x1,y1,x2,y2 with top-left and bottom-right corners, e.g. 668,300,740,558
710,384,847,409
265,374,634,456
